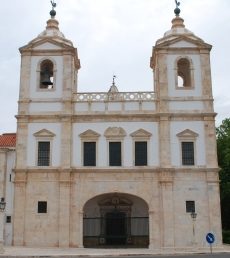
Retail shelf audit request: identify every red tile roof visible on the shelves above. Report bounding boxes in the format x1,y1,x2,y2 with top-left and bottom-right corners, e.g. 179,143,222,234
0,133,16,148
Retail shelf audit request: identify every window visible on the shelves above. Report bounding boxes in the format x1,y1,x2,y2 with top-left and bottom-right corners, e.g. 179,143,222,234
109,142,121,166
40,60,54,90
186,201,195,213
79,129,100,167
37,141,50,166
84,142,96,166
177,58,191,87
135,141,147,166
6,216,11,223
177,129,198,166
182,142,194,165
38,201,47,213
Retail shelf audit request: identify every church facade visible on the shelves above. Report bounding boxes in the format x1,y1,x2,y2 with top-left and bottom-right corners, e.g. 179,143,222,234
1,5,223,251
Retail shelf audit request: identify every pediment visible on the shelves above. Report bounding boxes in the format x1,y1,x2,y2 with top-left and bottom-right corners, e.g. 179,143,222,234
20,38,74,52
79,129,100,138
33,129,56,137
130,129,152,138
104,127,126,138
156,36,212,49
33,42,62,50
177,129,198,138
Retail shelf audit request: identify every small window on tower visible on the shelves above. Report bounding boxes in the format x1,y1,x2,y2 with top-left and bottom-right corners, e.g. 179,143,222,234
177,58,191,88
40,60,54,90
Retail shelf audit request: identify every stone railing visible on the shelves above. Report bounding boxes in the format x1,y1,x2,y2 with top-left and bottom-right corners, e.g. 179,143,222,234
74,91,155,102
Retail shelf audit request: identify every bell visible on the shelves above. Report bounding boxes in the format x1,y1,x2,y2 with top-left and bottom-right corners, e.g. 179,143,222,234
41,70,53,86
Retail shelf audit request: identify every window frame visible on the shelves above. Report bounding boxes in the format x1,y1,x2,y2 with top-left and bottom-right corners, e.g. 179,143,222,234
37,201,48,214
37,141,51,167
36,58,57,92
134,141,148,166
174,56,195,90
108,141,122,166
33,129,55,168
130,129,152,167
177,129,198,167
104,127,126,167
83,141,97,167
79,130,100,167
181,141,195,166
186,200,195,213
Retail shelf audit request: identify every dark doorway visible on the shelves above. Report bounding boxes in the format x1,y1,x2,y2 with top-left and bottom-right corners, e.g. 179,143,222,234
106,211,126,245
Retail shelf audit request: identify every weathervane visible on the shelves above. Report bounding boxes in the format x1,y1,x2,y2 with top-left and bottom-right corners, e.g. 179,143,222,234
174,0,181,16
50,0,57,18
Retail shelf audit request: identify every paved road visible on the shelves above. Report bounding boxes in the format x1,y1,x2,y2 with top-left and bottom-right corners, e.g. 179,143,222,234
92,255,230,258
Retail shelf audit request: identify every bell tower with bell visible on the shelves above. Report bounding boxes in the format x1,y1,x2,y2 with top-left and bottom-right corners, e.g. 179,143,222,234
14,2,80,246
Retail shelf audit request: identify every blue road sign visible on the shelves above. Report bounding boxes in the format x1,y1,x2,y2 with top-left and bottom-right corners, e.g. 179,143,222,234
206,232,215,244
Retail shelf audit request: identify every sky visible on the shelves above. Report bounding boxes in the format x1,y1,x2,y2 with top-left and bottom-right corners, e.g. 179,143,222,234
0,0,229,134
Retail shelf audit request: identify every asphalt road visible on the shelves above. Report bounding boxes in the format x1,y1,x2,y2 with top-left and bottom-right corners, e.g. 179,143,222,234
91,254,230,258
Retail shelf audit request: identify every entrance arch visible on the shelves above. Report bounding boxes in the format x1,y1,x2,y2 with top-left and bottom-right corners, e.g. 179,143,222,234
83,193,149,248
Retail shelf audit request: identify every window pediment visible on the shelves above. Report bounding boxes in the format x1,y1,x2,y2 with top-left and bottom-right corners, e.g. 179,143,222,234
104,127,126,138
130,129,152,138
33,129,55,138
177,129,198,138
79,129,100,139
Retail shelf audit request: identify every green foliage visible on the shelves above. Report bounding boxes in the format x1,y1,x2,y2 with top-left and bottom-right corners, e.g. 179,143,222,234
216,118,230,230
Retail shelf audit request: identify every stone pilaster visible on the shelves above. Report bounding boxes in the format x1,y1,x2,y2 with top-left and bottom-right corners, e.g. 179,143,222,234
13,171,27,246
159,117,171,167
206,173,222,246
58,172,70,247
204,117,218,168
159,172,174,248
15,120,28,169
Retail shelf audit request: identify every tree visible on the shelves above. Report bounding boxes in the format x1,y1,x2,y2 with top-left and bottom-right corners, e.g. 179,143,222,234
216,118,230,230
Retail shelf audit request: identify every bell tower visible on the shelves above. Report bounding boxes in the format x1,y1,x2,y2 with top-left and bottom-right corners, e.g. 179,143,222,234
14,3,80,246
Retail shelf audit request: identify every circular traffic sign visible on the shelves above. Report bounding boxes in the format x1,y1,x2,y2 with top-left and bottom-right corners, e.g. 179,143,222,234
206,232,215,244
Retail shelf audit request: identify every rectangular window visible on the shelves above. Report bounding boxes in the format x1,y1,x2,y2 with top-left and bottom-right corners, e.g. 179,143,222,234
109,142,121,166
186,201,195,213
37,141,50,166
84,142,96,166
6,216,11,223
182,142,194,165
135,141,147,166
38,201,47,213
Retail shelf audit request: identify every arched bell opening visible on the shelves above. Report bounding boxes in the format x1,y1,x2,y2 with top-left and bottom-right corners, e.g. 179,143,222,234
83,193,149,248
176,58,192,88
40,60,54,89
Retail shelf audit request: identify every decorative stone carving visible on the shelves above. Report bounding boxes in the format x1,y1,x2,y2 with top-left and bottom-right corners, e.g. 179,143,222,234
104,127,126,138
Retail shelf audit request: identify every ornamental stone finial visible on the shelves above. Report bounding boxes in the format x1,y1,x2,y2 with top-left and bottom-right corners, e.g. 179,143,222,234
174,0,181,16
50,0,57,18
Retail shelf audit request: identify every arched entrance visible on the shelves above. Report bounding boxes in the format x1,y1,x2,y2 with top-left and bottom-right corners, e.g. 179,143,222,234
83,193,149,248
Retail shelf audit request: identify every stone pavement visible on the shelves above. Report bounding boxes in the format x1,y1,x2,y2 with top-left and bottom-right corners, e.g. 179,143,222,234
0,245,230,257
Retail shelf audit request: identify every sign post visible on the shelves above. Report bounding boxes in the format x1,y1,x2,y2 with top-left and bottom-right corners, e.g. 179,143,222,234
206,232,215,254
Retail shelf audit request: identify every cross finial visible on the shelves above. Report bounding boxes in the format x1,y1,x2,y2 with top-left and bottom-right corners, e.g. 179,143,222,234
112,75,116,86
174,0,181,16
50,0,57,18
